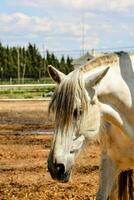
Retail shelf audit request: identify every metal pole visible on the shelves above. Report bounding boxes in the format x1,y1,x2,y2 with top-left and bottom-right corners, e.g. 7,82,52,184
81,10,85,55
43,44,46,77
17,47,20,84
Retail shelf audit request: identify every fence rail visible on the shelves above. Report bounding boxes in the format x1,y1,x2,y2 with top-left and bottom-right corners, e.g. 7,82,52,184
0,83,55,89
0,84,56,100
0,98,51,101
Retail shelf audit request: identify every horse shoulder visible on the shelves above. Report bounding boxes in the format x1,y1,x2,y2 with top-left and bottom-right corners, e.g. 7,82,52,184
100,123,134,170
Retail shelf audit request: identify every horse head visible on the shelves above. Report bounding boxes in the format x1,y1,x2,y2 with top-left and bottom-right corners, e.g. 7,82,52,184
47,65,109,182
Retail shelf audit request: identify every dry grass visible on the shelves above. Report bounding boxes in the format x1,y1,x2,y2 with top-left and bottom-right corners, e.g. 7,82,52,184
0,100,100,200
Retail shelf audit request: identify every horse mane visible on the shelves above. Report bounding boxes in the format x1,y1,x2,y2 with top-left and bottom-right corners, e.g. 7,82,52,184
80,53,118,73
118,170,134,200
49,69,89,132
80,51,134,73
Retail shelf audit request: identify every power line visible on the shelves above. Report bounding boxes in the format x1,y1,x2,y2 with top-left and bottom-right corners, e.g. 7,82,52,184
94,45,134,51
40,45,134,54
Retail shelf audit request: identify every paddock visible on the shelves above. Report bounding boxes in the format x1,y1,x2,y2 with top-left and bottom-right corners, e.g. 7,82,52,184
0,100,100,200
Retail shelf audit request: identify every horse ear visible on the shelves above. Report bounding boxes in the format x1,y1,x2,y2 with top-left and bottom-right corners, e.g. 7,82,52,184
48,65,66,84
85,67,109,88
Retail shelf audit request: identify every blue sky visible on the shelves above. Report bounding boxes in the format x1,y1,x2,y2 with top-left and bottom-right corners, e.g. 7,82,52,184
0,0,134,57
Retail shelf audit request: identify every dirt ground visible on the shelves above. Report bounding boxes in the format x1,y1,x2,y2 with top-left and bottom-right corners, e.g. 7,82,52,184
0,100,100,200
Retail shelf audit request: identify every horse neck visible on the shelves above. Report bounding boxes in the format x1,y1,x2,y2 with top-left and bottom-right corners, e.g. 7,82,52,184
96,61,134,138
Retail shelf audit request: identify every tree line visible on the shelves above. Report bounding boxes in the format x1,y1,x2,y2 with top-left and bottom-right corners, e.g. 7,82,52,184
0,42,74,82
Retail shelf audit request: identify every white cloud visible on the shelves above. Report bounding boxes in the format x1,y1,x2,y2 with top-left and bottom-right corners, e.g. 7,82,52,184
2,0,134,53
7,0,134,11
57,21,90,37
0,12,51,35
82,35,101,50
58,0,134,11
120,22,134,37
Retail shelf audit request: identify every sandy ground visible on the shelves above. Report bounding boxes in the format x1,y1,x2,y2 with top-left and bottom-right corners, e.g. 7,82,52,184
0,100,100,200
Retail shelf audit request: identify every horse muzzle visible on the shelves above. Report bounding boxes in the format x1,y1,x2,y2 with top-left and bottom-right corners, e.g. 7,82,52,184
48,159,71,182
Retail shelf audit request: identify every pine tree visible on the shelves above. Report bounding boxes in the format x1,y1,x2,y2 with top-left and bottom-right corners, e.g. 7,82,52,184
0,42,5,80
60,55,66,73
0,42,74,81
66,56,73,74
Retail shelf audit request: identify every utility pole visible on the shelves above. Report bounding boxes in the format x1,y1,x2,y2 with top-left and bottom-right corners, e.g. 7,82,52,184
43,44,46,77
17,47,20,84
81,10,85,55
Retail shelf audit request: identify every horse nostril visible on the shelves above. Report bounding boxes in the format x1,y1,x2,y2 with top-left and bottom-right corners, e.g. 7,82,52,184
56,163,65,175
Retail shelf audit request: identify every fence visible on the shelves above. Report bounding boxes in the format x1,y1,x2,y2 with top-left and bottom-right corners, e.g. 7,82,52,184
0,84,56,100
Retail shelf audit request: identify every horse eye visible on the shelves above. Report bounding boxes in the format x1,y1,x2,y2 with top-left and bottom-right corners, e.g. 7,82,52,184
73,108,83,119
73,109,78,119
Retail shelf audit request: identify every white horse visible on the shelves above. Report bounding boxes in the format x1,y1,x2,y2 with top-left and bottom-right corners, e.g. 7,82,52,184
47,52,134,200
